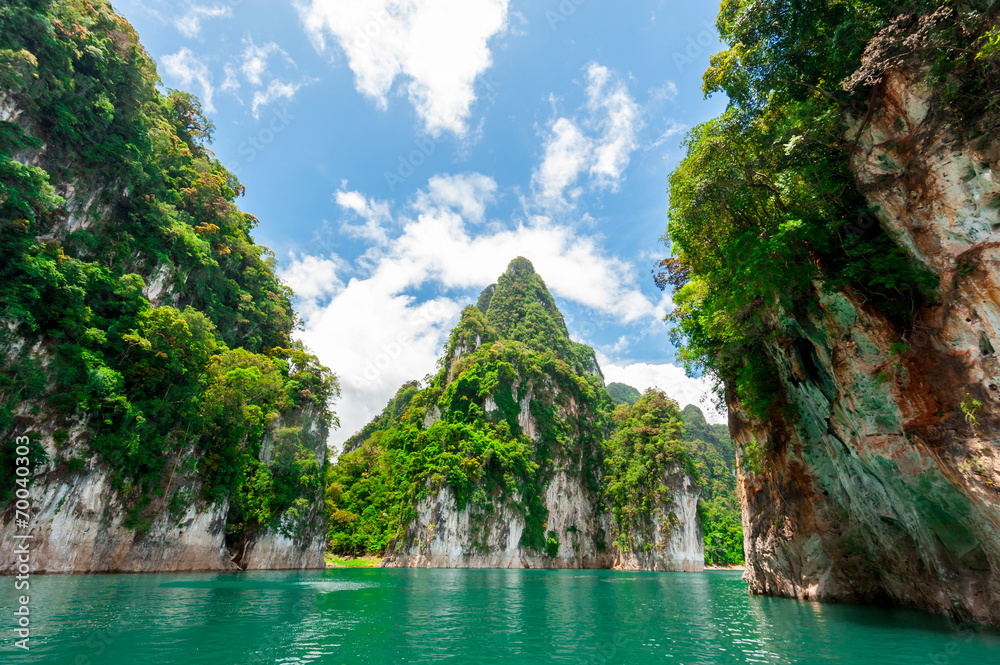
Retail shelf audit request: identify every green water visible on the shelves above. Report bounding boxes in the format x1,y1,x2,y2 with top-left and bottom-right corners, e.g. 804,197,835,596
2,569,999,664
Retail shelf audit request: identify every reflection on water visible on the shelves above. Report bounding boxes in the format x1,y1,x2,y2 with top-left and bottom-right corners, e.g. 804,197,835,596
1,569,998,664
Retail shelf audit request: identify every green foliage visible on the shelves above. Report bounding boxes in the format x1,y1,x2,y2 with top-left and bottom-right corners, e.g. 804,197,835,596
545,530,559,558
326,259,613,556
479,257,602,377
961,393,982,434
606,382,641,406
660,0,959,423
342,381,422,454
740,440,765,478
680,405,744,565
0,433,49,505
603,390,691,552
0,0,337,544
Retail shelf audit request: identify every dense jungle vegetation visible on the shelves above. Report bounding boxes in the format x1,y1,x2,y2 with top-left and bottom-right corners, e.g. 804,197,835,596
657,0,1000,422
326,258,612,557
326,259,745,565
0,0,337,543
605,388,742,564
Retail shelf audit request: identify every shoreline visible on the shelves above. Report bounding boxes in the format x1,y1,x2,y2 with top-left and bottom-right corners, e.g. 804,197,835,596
704,564,746,571
325,554,383,568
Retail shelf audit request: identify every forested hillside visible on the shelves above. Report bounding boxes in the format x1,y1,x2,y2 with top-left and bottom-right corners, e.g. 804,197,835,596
0,0,336,569
326,258,617,564
326,263,737,567
607,382,641,406
680,404,742,565
602,384,743,565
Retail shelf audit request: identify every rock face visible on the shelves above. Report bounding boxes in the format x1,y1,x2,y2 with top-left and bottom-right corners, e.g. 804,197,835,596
731,70,1000,625
383,471,613,569
0,400,328,573
374,259,703,571
611,471,703,572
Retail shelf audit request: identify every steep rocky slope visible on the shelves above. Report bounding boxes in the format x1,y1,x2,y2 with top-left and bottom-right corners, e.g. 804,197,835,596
328,258,703,571
662,2,1000,625
729,68,1000,626
0,0,335,571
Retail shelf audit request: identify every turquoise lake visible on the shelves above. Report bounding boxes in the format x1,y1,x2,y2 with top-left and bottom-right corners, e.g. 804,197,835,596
2,569,999,664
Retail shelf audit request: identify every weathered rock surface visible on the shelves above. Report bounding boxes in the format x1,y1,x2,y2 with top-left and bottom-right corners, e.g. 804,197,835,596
732,70,1000,626
383,471,614,569
381,293,703,571
0,405,328,573
612,471,703,572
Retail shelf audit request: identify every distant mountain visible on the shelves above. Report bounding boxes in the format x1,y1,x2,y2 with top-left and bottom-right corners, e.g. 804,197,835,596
326,258,703,571
607,382,642,406
680,405,743,565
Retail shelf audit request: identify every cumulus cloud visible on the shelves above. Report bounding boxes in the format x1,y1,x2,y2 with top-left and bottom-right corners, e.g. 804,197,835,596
533,118,591,207
585,63,641,187
280,172,669,445
174,4,232,38
162,48,215,112
532,63,642,210
597,354,725,423
296,0,509,136
278,254,346,319
240,39,291,86
415,172,498,223
335,189,394,244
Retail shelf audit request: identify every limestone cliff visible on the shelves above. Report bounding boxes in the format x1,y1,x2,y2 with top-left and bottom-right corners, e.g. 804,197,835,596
730,69,1000,626
0,326,330,574
610,471,702,572
0,0,334,572
330,258,703,571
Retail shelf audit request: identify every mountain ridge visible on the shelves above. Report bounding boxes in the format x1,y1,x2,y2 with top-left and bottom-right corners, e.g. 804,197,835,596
326,257,704,570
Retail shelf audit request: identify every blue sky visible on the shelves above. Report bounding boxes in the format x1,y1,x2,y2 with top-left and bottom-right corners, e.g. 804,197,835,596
114,0,729,443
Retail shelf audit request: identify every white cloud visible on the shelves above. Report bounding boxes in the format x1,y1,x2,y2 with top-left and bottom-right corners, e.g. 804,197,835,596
648,81,678,103
416,173,498,223
532,63,642,210
533,118,590,207
161,48,215,112
174,4,232,38
241,39,291,86
278,254,346,319
281,172,669,445
251,80,302,118
585,63,640,188
220,38,305,117
597,354,725,423
296,0,509,136
335,189,394,244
